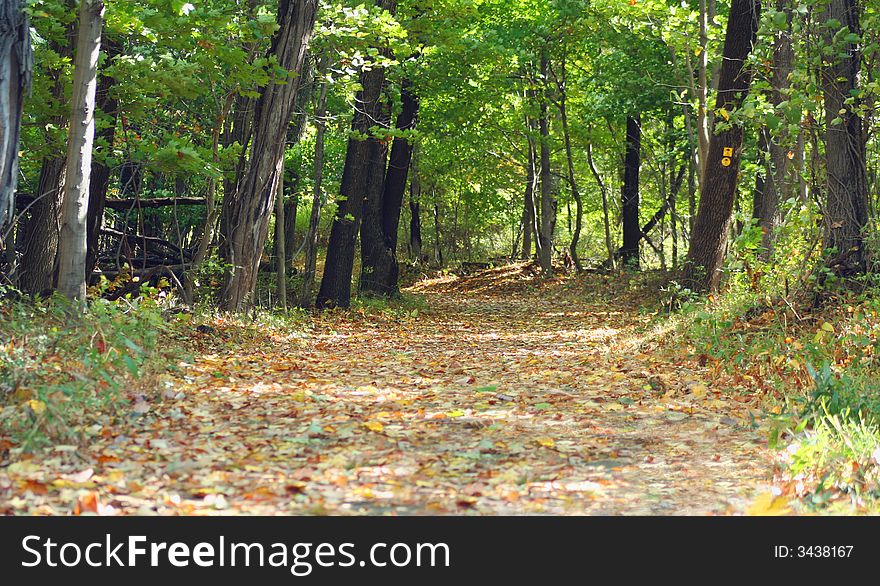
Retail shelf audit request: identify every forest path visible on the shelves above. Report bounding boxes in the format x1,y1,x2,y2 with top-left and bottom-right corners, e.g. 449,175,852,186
4,265,772,515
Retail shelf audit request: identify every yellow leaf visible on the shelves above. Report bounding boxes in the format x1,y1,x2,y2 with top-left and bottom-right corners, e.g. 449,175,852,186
364,421,384,433
447,409,465,417
719,108,730,121
821,322,835,333
28,399,47,415
691,384,708,399
536,438,555,448
746,492,791,516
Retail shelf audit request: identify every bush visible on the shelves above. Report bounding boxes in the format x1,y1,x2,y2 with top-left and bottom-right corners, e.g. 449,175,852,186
0,291,174,449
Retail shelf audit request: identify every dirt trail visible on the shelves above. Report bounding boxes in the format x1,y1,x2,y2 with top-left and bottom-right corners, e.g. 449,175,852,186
1,267,772,515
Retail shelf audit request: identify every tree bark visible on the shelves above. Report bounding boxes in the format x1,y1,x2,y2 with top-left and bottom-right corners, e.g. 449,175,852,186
360,79,418,296
620,115,641,268
555,55,582,272
316,0,393,309
299,55,329,307
408,147,422,262
587,138,614,268
57,0,104,301
821,0,868,277
18,20,71,294
219,0,317,311
684,0,761,291
85,35,121,278
274,159,286,308
0,0,31,236
537,49,555,275
755,0,794,257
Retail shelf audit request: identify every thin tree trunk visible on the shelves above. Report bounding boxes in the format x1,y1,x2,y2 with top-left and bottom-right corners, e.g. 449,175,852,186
822,0,868,277
85,35,120,279
684,0,761,291
408,147,422,262
299,55,329,307
555,55,582,272
219,0,317,311
57,0,104,301
587,138,613,268
186,90,236,302
537,49,555,275
620,115,641,268
274,159,286,308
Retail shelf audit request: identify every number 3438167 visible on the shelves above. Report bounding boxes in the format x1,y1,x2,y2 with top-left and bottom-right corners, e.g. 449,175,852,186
774,545,854,558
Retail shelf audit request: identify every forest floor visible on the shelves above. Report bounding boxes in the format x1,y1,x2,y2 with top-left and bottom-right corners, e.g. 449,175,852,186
1,263,776,515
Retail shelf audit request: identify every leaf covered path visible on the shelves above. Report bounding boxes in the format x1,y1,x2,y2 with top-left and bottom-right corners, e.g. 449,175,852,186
2,267,772,515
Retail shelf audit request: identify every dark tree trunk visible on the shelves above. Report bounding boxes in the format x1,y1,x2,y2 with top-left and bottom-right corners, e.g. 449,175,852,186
408,148,422,262
18,21,70,294
360,80,418,296
537,50,555,275
85,35,121,278
219,0,317,311
684,0,761,291
822,0,868,277
620,115,641,268
316,0,393,309
433,196,443,267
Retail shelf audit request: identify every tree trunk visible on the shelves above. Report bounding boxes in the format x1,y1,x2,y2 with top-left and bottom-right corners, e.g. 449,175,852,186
620,115,641,268
433,195,443,267
587,138,614,268
360,79,418,296
556,55,582,272
537,50,555,275
19,21,70,294
316,0,393,309
756,0,794,257
57,0,104,301
274,159,286,308
520,134,536,260
299,55,329,307
85,35,121,278
219,0,317,311
822,0,868,277
408,148,422,262
684,0,761,291
0,0,31,236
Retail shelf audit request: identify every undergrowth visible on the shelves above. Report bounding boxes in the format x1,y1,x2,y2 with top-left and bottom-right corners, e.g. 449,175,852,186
662,202,880,512
0,286,177,450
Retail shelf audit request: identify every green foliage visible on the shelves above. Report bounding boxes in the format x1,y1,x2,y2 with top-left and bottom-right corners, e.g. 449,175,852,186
0,292,176,450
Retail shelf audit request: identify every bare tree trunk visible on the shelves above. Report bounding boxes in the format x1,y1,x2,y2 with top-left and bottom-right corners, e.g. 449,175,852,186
219,0,317,311
620,115,641,268
537,49,555,275
274,159,286,308
56,0,104,301
408,147,422,262
822,0,868,277
0,0,32,246
299,55,329,307
555,55,582,272
587,138,613,268
684,0,761,291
